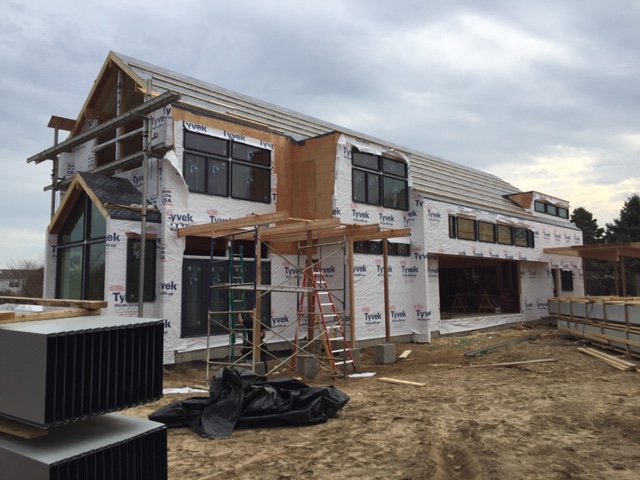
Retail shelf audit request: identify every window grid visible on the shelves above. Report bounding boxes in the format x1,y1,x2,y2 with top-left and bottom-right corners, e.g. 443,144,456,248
184,130,271,203
450,216,535,248
352,149,408,211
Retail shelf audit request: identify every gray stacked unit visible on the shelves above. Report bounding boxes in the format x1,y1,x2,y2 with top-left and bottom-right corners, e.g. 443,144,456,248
0,315,168,479
0,316,163,427
0,414,167,480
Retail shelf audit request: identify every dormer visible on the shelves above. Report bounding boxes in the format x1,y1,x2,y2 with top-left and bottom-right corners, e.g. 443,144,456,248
505,191,570,220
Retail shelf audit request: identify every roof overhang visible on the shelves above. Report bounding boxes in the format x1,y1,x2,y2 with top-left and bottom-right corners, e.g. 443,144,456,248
544,242,640,262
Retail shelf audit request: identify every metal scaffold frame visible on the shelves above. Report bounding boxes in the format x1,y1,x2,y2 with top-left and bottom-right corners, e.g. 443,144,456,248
175,211,411,382
205,229,354,381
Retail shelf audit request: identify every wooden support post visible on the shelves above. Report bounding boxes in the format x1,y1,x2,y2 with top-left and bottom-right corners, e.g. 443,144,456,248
348,236,356,348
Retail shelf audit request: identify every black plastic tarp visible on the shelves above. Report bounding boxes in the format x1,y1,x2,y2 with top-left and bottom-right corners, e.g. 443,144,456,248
149,367,350,439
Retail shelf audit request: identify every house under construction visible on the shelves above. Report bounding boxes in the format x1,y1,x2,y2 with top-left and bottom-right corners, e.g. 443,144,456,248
28,51,586,367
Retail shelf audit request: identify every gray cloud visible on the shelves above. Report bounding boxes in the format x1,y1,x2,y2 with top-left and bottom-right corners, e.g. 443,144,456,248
1,0,639,267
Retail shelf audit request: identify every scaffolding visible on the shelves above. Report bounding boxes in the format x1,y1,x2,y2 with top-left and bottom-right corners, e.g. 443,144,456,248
177,211,411,383
205,229,355,381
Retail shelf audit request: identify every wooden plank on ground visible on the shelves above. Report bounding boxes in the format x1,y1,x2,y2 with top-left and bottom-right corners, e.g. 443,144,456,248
463,358,557,368
0,417,47,439
378,377,426,387
398,350,412,360
464,334,540,358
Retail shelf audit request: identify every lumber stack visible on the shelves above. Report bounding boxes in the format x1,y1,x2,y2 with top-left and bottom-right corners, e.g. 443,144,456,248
577,347,637,372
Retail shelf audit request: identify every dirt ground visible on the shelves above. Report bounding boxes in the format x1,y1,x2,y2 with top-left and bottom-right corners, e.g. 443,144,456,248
124,325,640,480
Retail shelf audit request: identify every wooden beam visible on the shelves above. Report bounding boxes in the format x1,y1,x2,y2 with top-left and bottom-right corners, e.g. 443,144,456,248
233,218,341,241
47,115,76,131
0,308,101,324
0,312,16,321
177,211,289,238
351,227,411,241
0,297,107,310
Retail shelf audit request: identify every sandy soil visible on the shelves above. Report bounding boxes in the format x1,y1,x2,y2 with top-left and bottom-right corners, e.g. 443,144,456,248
124,325,640,480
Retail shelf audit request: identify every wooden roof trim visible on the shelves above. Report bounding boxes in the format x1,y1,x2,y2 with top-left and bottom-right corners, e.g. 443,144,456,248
48,175,85,234
69,52,148,138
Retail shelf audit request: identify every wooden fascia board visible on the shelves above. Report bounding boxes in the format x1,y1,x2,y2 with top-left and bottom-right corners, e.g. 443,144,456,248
69,53,119,137
48,175,84,234
177,211,290,238
76,174,111,220
70,52,147,137
48,174,111,234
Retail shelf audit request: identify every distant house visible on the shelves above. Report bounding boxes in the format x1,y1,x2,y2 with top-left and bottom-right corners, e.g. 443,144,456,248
29,52,584,364
0,270,23,294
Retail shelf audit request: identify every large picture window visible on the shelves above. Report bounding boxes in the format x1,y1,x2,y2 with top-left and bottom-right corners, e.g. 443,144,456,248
56,193,106,300
184,130,271,203
352,149,408,210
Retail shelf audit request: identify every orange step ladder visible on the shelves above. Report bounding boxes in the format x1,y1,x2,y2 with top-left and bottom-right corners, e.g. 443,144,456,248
292,261,356,373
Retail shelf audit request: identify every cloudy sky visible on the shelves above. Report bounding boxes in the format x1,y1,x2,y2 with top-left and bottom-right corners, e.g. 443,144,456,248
1,0,639,268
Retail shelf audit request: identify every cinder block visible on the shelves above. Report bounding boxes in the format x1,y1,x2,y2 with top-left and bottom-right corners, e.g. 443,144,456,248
297,354,320,379
252,362,267,376
375,342,396,364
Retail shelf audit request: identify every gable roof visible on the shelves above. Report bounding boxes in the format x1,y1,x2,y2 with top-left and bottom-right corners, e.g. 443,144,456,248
48,172,160,234
70,52,571,226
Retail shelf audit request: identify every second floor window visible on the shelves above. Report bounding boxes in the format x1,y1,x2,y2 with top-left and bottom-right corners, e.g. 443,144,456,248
352,149,408,210
183,130,271,203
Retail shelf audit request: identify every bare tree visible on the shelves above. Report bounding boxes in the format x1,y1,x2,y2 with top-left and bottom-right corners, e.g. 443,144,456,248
6,258,44,298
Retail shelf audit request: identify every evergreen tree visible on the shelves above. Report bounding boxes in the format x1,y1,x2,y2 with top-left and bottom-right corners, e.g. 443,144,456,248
604,193,640,295
605,193,640,243
570,207,603,244
570,207,610,294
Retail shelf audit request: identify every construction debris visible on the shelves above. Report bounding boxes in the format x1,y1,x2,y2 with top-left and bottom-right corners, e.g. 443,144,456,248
463,334,540,358
398,350,412,360
462,358,557,368
377,377,426,387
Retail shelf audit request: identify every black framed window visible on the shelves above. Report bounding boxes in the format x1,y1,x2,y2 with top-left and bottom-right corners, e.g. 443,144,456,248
478,221,496,243
448,215,456,239
497,225,513,245
514,227,529,247
184,130,271,203
181,258,271,338
353,240,411,256
125,239,157,303
56,193,106,300
352,149,408,210
534,200,569,219
457,217,477,241
561,270,574,291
